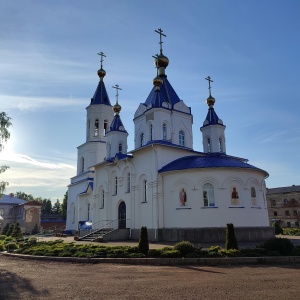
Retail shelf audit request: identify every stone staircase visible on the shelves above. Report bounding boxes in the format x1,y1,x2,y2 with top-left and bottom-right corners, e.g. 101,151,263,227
79,227,114,242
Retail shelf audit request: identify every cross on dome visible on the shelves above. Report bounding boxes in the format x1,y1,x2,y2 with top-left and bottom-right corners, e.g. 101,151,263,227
112,84,122,104
97,51,106,68
205,76,214,96
155,28,166,55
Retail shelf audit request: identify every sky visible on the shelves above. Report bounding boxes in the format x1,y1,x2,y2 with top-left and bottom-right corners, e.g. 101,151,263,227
0,0,299,202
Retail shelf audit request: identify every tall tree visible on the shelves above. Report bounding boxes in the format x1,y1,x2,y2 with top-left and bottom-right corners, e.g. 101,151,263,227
61,191,68,220
52,199,61,214
45,199,52,214
15,191,34,202
0,112,12,194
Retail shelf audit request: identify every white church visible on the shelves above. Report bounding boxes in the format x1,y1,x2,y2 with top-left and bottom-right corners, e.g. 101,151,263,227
66,30,274,242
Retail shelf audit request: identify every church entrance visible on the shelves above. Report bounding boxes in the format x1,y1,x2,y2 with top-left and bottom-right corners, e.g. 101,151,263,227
118,201,126,229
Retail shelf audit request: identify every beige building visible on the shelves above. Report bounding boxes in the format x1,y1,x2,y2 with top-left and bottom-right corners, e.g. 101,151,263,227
266,185,300,228
0,194,41,233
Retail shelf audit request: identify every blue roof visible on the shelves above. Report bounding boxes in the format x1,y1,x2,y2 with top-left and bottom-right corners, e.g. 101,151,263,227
107,115,127,133
79,182,93,195
0,195,27,205
144,75,181,108
158,154,268,177
106,153,133,163
202,107,223,127
90,80,111,105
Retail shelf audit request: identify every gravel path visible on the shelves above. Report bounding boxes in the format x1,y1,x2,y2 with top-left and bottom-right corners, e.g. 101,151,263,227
1,255,300,300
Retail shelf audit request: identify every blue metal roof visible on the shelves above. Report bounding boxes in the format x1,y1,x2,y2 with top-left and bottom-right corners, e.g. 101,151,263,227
107,115,128,133
90,80,111,105
79,182,94,195
106,153,133,163
0,195,27,205
158,154,268,177
144,75,181,108
202,108,223,127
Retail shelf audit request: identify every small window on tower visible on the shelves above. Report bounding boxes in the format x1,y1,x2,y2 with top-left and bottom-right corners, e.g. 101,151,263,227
163,123,167,140
118,143,123,154
94,119,99,136
179,131,185,146
140,133,144,147
103,120,108,136
207,138,211,153
219,138,222,152
150,124,153,141
80,157,84,173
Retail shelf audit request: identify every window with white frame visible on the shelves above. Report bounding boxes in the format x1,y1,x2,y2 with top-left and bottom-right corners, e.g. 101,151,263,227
80,157,84,173
118,143,123,154
162,123,167,140
219,137,222,152
179,130,185,146
143,179,147,202
101,190,105,208
203,183,215,207
103,120,108,136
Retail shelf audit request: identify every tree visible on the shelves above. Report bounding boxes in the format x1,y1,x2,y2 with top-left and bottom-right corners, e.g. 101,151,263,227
225,223,238,250
138,226,149,255
61,191,68,220
31,224,39,235
52,199,61,214
6,223,14,237
15,191,34,202
11,222,22,238
272,222,283,235
0,112,12,194
45,199,52,214
2,223,10,235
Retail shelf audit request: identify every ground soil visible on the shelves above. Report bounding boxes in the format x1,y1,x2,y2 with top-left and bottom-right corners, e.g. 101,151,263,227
1,255,300,300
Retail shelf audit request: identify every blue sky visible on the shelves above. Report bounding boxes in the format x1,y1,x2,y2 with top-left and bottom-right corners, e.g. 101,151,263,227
0,0,299,201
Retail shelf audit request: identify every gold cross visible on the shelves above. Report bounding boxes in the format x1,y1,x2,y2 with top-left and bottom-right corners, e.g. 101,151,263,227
155,28,166,55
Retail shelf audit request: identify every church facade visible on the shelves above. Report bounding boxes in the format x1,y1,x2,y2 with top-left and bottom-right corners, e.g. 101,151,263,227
66,31,274,242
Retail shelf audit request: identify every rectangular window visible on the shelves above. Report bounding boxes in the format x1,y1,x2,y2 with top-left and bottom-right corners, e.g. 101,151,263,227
287,222,291,228
127,173,131,193
144,180,147,202
293,210,298,216
273,211,277,216
295,222,299,227
102,190,105,208
272,200,276,206
203,191,208,207
115,177,118,195
285,210,290,216
0,208,4,216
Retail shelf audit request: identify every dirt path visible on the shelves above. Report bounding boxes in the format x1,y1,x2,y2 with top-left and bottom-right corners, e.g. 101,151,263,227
1,255,300,300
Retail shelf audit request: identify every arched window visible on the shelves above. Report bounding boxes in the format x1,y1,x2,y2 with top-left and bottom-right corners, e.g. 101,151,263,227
179,130,185,146
219,138,222,152
94,119,99,136
203,183,215,207
231,186,240,205
80,157,84,173
163,123,167,140
101,190,105,208
207,138,211,153
150,124,153,141
115,176,118,195
118,143,123,154
127,172,131,193
103,120,108,136
140,133,144,147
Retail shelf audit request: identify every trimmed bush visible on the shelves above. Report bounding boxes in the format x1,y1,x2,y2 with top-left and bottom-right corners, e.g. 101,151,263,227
5,242,18,251
174,241,196,257
0,243,5,251
11,222,22,238
260,237,294,256
148,249,162,257
31,224,40,235
283,228,300,236
28,237,37,245
0,235,6,240
208,245,222,253
138,226,149,256
225,223,238,250
160,250,181,258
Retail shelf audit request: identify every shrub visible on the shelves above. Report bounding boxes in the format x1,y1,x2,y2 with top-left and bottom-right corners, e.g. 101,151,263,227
4,236,16,243
273,222,283,235
11,222,22,238
5,242,18,251
31,224,40,235
208,245,222,253
260,237,294,256
283,228,300,236
225,223,238,250
138,226,149,256
0,235,6,240
174,241,196,257
293,245,300,256
148,249,162,257
2,223,10,235
127,253,146,258
160,250,181,258
0,243,5,251
6,223,14,237
28,237,38,245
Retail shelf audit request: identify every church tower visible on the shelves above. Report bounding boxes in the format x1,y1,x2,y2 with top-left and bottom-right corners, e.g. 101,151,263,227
200,76,226,153
106,85,128,160
133,29,193,150
76,53,114,174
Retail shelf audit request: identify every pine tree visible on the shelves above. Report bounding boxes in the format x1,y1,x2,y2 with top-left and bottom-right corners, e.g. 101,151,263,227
11,222,22,238
6,223,14,237
225,223,238,250
31,224,39,235
272,222,283,235
138,226,149,255
2,223,10,235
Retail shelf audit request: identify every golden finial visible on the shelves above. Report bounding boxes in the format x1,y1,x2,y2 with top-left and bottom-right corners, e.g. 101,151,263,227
152,54,163,89
205,76,215,107
112,84,122,114
97,52,106,78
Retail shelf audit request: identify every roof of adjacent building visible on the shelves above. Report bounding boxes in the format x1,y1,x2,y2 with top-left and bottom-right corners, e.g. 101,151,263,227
266,185,300,195
90,80,111,106
158,154,268,177
0,194,27,205
144,75,182,108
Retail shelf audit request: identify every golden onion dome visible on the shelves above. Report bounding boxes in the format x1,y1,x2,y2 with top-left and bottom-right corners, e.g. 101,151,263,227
113,103,121,114
153,75,163,87
97,68,106,78
206,94,215,107
154,53,169,69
